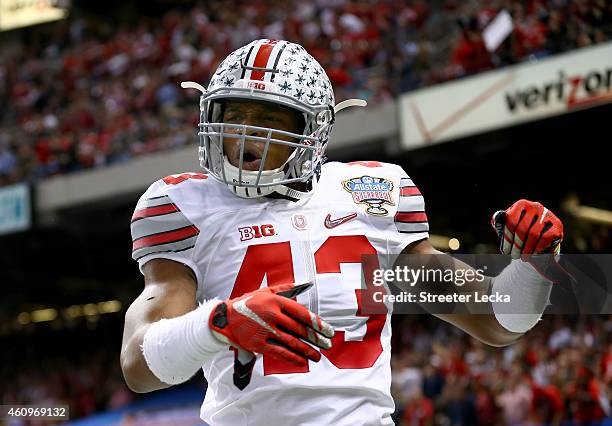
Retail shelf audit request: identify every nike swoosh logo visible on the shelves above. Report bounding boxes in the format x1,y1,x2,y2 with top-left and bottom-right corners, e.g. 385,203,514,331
234,296,278,336
324,213,358,229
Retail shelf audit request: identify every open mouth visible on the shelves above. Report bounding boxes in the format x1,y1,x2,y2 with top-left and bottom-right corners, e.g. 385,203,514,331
238,144,263,171
243,151,258,163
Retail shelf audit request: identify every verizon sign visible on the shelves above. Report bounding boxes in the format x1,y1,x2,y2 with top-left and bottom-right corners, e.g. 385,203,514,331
399,41,612,148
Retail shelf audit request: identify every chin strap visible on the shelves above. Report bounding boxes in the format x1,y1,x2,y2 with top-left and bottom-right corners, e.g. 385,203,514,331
273,176,317,200
274,185,311,200
272,100,364,199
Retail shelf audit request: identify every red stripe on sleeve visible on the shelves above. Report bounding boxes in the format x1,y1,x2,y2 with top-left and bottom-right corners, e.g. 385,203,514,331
400,186,421,196
250,40,278,80
395,212,428,223
131,204,179,222
132,225,199,251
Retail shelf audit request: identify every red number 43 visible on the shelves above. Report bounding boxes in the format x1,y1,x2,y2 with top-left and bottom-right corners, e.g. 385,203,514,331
230,235,386,375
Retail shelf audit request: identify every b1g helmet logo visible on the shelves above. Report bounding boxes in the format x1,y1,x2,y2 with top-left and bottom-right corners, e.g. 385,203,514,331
247,81,267,90
238,224,276,241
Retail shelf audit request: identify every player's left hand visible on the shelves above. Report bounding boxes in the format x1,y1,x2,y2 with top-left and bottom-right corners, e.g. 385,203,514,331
491,199,563,259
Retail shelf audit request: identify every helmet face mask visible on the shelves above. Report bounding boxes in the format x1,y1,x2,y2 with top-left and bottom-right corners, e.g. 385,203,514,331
181,39,365,199
206,97,307,180
198,86,334,198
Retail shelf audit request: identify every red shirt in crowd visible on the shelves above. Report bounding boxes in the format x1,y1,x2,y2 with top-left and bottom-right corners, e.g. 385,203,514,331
452,32,493,75
402,395,434,426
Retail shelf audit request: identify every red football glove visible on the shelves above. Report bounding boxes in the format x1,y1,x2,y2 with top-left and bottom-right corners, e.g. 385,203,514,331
209,283,334,367
492,199,564,259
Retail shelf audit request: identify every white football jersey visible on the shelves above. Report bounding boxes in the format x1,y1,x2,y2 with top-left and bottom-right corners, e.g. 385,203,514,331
130,161,429,426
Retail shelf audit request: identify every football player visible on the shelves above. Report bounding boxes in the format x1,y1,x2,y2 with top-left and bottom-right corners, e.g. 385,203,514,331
120,39,564,425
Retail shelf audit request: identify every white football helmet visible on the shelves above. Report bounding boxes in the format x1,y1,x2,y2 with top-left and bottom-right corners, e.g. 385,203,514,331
182,39,365,199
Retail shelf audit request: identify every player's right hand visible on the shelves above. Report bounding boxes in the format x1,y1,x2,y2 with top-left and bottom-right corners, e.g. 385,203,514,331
209,283,335,366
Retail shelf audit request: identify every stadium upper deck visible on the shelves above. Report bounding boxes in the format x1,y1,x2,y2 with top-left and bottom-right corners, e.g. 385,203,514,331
0,0,611,187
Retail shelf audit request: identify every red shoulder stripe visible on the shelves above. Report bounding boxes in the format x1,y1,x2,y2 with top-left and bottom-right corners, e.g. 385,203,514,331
131,203,179,222
132,225,199,251
400,186,421,196
395,212,428,223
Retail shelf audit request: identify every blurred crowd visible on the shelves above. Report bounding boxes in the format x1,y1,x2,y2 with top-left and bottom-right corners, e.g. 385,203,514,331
1,315,609,425
1,0,612,186
391,315,612,425
0,351,133,421
0,319,135,423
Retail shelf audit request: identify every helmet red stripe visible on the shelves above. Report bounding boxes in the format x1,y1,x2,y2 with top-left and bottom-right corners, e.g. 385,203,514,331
250,40,278,80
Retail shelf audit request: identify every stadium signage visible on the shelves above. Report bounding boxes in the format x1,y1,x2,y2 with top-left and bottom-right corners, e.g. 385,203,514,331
505,66,612,112
399,41,612,148
0,183,31,235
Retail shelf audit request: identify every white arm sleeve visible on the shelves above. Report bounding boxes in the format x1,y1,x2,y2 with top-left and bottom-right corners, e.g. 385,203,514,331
142,298,227,385
491,259,553,333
